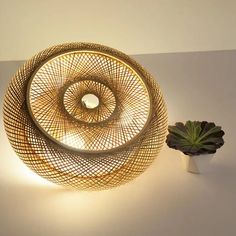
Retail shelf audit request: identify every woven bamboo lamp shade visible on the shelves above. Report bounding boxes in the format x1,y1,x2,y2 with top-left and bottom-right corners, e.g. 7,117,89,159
3,43,168,190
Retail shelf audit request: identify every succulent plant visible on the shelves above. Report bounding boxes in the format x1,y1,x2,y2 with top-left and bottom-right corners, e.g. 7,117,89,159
166,121,225,156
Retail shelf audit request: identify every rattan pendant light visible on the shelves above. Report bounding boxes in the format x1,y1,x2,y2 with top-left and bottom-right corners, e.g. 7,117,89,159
3,43,168,190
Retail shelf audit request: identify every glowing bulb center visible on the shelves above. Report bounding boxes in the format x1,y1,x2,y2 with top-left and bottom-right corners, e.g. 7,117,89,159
81,94,99,109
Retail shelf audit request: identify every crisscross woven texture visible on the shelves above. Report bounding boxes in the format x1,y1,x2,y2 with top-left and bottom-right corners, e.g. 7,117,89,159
3,43,167,190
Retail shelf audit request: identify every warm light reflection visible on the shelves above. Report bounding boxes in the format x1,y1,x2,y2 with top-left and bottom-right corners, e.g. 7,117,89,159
0,142,57,188
23,166,58,187
60,133,85,150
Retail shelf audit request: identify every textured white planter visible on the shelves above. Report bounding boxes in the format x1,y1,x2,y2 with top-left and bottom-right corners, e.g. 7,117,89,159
181,153,214,174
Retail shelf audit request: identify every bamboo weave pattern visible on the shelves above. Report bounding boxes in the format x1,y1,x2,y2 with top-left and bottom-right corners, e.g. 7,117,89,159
3,43,168,190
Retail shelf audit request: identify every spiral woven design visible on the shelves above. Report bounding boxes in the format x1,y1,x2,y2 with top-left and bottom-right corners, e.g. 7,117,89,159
3,43,168,190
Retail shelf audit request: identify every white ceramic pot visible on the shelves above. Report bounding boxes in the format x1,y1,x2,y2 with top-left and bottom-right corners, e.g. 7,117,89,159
180,153,214,174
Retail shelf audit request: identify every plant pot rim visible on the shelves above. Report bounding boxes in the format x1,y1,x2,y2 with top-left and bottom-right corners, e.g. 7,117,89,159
180,152,215,157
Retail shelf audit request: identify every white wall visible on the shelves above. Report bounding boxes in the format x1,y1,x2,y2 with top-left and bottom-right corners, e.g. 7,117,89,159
0,50,236,236
1,0,236,61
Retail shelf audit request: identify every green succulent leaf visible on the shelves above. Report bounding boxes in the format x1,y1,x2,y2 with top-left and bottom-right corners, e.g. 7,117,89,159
166,121,225,155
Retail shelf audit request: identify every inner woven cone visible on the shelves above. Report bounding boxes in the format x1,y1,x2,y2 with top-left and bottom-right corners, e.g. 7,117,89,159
63,80,116,123
27,51,151,152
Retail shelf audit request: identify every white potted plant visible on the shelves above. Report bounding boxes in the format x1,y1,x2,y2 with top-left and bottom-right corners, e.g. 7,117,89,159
166,121,225,174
